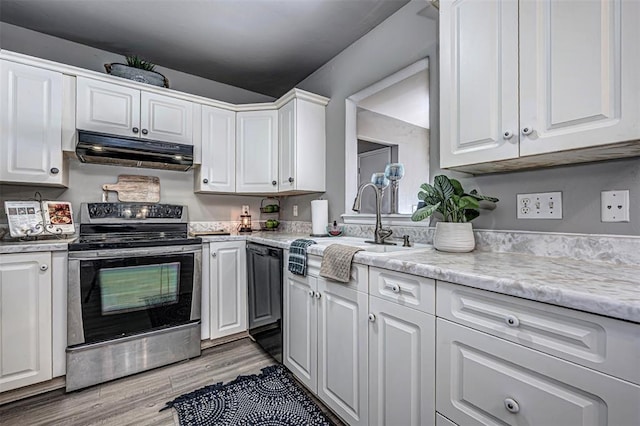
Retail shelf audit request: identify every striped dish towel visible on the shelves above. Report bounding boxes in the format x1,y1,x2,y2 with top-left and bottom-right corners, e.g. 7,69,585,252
288,239,317,276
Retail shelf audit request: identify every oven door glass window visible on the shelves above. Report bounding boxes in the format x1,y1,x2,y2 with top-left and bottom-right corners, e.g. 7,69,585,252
79,254,195,345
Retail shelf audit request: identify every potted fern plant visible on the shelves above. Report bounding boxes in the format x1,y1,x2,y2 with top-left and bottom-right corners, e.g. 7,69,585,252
411,175,499,252
105,55,169,88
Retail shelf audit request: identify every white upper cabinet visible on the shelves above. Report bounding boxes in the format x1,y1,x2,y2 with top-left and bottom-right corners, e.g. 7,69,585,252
236,110,279,193
76,77,193,144
278,97,327,193
195,106,236,193
440,0,519,168
519,0,638,156
0,60,66,186
440,0,640,173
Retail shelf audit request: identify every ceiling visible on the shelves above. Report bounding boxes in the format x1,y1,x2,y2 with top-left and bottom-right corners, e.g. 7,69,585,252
0,0,410,97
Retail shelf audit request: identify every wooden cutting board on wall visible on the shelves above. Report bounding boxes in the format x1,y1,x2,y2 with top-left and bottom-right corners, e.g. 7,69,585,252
102,175,160,202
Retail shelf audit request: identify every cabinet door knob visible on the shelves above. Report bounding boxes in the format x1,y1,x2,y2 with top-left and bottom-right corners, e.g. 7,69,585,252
50,167,60,174
132,127,139,134
314,291,321,299
309,290,315,297
211,252,217,258
504,398,520,413
141,129,149,135
505,314,520,327
368,313,376,322
272,180,277,186
390,283,401,293
503,130,514,140
521,127,533,136
39,264,48,271
203,178,209,184
288,177,294,183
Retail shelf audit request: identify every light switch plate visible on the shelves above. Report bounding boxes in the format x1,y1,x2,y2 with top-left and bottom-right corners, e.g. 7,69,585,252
601,190,629,222
517,192,562,219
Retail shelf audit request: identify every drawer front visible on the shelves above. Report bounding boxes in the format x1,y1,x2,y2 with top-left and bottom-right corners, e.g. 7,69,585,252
308,255,367,293
370,267,435,314
437,281,640,385
437,319,640,426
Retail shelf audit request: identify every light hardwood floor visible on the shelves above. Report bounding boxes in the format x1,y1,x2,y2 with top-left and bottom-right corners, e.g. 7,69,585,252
0,338,343,426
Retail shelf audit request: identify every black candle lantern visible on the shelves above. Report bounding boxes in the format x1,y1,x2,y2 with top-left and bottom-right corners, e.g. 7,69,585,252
239,208,252,233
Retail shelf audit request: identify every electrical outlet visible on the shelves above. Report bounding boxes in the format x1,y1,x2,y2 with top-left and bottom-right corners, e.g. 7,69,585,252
517,192,562,219
293,205,298,217
242,205,249,214
601,190,629,222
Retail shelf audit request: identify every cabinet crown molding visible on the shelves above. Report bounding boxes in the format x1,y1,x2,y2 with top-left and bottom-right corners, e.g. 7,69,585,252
0,50,329,112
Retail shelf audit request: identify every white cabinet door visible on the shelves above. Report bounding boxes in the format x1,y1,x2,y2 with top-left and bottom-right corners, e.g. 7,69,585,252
278,98,326,193
278,99,296,190
437,319,640,426
519,0,640,156
368,296,435,426
0,61,65,186
283,271,317,391
236,110,278,193
209,241,247,339
439,0,519,168
317,279,368,426
196,106,236,193
140,91,193,144
76,77,140,138
0,252,52,392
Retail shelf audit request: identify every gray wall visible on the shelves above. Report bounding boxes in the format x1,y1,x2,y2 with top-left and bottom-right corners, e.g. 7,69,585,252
0,22,275,223
0,23,274,104
283,0,438,223
287,0,640,236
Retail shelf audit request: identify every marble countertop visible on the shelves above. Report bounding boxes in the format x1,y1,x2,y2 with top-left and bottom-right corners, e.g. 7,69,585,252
0,238,75,253
202,232,640,323
4,232,638,323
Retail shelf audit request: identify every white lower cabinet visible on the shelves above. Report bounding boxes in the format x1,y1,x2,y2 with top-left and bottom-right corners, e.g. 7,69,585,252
205,241,247,340
368,295,435,426
437,318,640,426
0,252,52,392
317,277,368,426
283,258,369,426
283,270,317,390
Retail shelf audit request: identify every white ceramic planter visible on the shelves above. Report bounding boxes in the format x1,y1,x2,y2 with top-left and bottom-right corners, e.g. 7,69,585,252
433,222,475,252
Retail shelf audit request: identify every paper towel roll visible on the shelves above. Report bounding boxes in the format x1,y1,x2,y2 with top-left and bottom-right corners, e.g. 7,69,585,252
311,199,329,236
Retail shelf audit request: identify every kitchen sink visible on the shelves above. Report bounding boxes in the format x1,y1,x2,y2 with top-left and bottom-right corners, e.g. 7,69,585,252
311,236,431,255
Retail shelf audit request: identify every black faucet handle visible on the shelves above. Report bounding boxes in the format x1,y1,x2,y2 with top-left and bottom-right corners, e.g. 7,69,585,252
402,235,411,247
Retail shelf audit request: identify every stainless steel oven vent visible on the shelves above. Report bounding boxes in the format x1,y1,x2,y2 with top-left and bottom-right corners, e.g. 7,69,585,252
76,130,193,171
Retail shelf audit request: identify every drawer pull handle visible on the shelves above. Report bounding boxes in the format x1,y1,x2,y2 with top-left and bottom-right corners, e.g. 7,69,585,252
390,284,401,293
211,252,217,258
39,264,49,271
368,313,376,322
314,291,321,299
505,314,520,327
504,398,520,413
309,290,314,298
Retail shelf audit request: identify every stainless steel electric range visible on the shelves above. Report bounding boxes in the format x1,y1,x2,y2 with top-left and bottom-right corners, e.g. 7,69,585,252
66,202,202,391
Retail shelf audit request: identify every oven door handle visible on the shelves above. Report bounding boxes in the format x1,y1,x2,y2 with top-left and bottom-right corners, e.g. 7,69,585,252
69,244,201,259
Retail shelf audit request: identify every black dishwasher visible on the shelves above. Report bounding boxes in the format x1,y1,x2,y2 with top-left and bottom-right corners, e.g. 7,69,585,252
247,243,283,362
